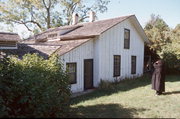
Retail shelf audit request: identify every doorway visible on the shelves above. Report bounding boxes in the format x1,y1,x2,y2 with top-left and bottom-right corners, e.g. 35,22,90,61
84,59,93,90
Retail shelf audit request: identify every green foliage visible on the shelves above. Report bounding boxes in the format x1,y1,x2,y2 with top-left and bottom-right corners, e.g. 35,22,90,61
144,14,180,73
0,54,70,118
161,43,180,74
144,14,170,52
98,80,114,91
0,0,110,35
60,0,110,25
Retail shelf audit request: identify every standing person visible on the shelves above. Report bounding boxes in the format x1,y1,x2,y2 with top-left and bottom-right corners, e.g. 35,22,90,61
151,59,166,95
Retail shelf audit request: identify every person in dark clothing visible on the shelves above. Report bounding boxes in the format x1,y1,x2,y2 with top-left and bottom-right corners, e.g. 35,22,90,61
151,59,166,95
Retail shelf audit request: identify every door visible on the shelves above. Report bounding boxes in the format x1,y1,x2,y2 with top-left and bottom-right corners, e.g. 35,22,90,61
84,59,93,90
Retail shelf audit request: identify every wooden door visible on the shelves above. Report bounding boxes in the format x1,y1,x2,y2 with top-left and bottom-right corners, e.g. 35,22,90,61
84,59,93,90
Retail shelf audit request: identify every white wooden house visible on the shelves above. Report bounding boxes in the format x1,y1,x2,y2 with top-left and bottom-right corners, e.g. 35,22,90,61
2,14,149,93
59,15,149,93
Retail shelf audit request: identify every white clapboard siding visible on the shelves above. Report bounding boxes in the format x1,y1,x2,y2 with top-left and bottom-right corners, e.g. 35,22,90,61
93,37,100,87
60,18,145,93
98,19,144,82
60,40,94,93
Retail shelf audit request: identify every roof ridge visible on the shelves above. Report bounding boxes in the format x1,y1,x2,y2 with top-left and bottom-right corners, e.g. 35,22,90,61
33,14,134,37
77,14,134,25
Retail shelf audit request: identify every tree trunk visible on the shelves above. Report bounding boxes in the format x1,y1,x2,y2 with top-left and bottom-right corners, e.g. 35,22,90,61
47,8,51,29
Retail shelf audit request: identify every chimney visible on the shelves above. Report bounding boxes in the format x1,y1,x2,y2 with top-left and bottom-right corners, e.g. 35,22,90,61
72,13,78,25
89,11,95,22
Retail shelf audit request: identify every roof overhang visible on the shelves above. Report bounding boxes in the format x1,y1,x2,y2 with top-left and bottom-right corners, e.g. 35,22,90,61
128,16,150,44
60,35,98,41
0,32,21,42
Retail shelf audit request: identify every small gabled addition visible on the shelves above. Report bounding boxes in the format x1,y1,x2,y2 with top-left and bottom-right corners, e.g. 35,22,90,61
124,28,130,49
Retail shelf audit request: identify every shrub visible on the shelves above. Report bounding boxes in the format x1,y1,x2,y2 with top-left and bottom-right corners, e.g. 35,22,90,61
0,54,70,118
98,80,114,91
160,44,180,74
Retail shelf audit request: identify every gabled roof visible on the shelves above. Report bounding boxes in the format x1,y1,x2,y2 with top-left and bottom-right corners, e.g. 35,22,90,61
33,15,149,43
0,32,21,42
1,39,90,58
60,15,133,40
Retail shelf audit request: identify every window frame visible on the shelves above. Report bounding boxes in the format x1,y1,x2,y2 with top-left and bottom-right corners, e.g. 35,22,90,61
124,28,130,49
131,56,136,74
113,55,121,77
0,41,17,49
66,62,77,84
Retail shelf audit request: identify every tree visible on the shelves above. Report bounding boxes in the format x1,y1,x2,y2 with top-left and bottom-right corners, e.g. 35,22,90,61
144,14,180,73
0,0,62,34
144,14,170,52
60,0,110,25
0,0,110,34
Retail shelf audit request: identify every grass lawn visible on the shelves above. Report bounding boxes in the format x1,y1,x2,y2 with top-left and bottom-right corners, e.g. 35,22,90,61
69,74,180,118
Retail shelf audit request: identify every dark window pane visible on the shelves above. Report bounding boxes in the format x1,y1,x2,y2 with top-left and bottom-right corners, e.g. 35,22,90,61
66,63,77,84
131,56,136,74
114,55,121,77
124,29,130,49
125,30,130,39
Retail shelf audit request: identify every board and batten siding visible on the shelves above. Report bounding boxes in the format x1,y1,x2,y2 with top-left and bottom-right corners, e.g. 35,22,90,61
98,19,144,82
60,40,94,93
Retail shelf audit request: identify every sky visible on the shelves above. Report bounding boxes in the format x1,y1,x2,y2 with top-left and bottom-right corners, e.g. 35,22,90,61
1,0,180,38
98,0,180,28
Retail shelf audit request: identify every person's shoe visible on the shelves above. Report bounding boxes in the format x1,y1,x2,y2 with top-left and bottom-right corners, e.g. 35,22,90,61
157,93,162,95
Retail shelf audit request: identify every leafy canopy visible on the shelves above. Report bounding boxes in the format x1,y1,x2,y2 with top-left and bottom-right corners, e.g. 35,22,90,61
0,0,110,34
144,14,180,72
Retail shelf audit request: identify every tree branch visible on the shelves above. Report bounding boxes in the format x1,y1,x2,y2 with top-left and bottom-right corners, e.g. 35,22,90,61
6,19,42,31
24,23,33,31
42,0,48,9
23,20,42,29
48,0,51,8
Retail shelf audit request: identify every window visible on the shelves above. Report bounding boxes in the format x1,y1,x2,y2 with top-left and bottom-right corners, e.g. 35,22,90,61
66,63,77,84
114,55,121,77
48,33,57,38
124,29,130,49
0,41,17,48
131,56,136,74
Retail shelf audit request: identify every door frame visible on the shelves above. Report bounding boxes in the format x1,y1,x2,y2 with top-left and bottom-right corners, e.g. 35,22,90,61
84,59,94,90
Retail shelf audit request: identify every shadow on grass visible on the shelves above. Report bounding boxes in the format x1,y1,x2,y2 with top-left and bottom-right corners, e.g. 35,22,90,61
70,74,180,105
163,91,180,95
71,74,151,105
69,103,147,118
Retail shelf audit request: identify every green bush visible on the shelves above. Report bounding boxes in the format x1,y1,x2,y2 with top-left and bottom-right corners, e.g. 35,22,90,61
0,54,70,118
160,44,180,74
